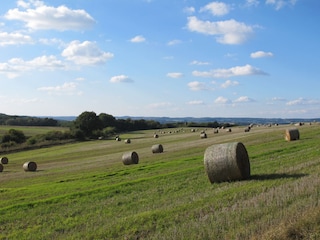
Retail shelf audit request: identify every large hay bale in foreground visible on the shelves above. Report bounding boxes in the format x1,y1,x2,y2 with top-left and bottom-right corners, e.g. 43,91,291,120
0,164,3,172
122,151,139,165
285,129,300,141
204,142,250,183
23,161,37,172
1,157,8,164
152,144,163,153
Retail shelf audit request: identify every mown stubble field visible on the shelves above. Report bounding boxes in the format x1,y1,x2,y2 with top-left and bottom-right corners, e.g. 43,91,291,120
0,123,320,239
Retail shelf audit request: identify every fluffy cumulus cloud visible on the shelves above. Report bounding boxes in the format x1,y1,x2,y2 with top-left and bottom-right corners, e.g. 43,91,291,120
250,51,274,58
266,0,297,10
187,16,254,44
167,72,183,78
130,35,146,43
193,64,267,78
109,75,133,83
187,81,209,91
221,80,239,88
0,32,33,46
233,96,255,103
214,96,231,104
200,2,231,16
4,0,95,31
0,55,65,78
62,41,114,65
37,82,82,95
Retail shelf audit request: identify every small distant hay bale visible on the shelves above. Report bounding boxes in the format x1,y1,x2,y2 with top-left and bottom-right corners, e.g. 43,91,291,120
285,129,300,141
152,144,164,153
115,137,121,141
200,133,207,139
124,139,131,144
226,128,232,132
204,142,250,183
1,157,8,164
191,129,195,132
23,161,37,172
213,128,219,134
244,128,250,132
154,134,159,138
0,164,3,172
122,151,139,165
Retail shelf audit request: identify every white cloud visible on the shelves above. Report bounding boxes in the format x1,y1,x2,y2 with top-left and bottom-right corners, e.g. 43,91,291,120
200,2,231,16
187,81,210,91
233,96,255,103
62,41,114,65
193,64,267,78
221,80,239,88
167,39,182,46
214,96,231,104
37,82,82,95
5,1,95,31
266,0,297,10
187,16,254,44
0,55,65,78
110,75,133,83
167,72,183,78
0,32,33,46
286,98,320,106
250,51,274,58
187,100,205,105
130,35,146,43
190,60,210,65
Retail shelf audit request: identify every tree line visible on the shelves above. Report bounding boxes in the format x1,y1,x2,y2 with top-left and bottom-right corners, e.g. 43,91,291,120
1,111,231,151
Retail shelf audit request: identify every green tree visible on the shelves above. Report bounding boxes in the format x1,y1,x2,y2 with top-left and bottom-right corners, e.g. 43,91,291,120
1,129,26,144
73,111,102,138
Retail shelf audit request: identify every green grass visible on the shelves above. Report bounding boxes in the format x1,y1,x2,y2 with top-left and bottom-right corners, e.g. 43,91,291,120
1,124,320,239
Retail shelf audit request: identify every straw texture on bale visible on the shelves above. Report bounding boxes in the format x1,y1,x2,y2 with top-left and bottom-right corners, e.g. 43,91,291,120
204,142,250,183
285,129,300,141
0,164,3,172
1,157,8,164
152,144,164,153
23,161,37,172
122,151,139,165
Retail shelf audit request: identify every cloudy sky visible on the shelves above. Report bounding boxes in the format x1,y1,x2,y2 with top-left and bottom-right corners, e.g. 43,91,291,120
0,0,319,118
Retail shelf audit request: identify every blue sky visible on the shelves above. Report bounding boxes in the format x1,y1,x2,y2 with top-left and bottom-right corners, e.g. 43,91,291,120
0,0,319,118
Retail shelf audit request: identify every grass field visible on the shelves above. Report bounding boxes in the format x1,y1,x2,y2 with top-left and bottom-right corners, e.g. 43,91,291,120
0,123,320,239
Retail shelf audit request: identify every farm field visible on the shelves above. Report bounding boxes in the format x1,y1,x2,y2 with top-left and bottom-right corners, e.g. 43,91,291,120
1,123,320,239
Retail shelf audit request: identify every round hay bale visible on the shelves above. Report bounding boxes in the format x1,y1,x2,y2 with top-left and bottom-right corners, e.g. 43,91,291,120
122,151,139,165
285,129,300,141
152,144,163,153
124,139,131,144
23,161,37,172
213,128,219,134
200,133,207,139
204,142,250,183
0,164,3,172
1,157,8,164
154,134,159,138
